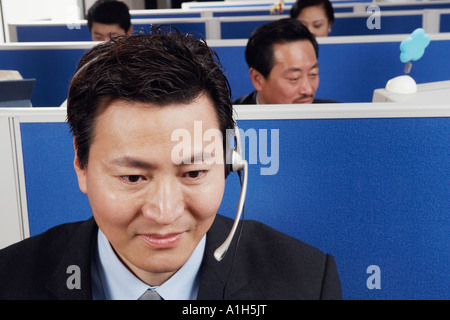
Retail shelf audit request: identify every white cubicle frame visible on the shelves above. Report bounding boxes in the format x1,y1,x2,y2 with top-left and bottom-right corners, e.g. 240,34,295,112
2,31,450,51
0,1,5,43
7,8,450,41
0,108,64,249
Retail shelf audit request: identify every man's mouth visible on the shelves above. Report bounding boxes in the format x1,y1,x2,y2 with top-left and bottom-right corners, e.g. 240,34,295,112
294,96,314,104
139,232,184,249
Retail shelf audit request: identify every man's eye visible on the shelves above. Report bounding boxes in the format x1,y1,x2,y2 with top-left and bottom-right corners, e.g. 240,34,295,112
121,175,143,183
184,170,206,179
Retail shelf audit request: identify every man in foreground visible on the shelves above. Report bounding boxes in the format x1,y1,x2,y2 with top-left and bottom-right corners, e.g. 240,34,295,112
0,26,341,300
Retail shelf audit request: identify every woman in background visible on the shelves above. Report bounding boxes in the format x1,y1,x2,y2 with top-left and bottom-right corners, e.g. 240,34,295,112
290,0,335,37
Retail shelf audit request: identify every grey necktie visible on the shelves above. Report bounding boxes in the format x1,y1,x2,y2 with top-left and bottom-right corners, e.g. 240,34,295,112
138,289,162,300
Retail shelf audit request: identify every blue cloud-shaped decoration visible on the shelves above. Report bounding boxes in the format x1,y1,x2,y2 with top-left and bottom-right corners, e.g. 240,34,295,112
400,28,431,63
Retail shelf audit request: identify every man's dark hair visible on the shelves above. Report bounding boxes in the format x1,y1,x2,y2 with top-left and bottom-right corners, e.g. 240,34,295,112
290,0,335,25
245,18,319,78
67,25,234,170
87,0,132,33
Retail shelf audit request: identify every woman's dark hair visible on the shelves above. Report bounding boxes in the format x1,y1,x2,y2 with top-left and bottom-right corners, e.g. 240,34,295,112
67,25,234,170
245,18,318,78
87,0,132,33
290,0,335,25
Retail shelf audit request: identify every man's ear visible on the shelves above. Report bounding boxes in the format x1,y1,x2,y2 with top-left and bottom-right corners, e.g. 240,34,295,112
249,68,265,92
127,25,134,36
73,138,88,194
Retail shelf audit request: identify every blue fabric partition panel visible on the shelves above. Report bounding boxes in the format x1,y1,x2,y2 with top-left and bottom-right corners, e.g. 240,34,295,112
375,3,450,11
328,15,422,36
317,40,450,102
21,122,93,233
220,14,423,39
14,22,206,42
0,48,87,107
16,25,92,42
20,117,450,300
1,38,450,107
130,13,201,19
14,13,429,42
132,22,206,38
440,13,450,32
212,5,354,16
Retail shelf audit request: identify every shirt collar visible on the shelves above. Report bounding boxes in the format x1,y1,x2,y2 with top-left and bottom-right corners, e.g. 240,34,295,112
93,228,205,300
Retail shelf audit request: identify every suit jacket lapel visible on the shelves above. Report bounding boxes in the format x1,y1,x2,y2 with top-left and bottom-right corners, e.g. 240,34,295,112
46,218,97,300
197,215,249,300
44,215,246,300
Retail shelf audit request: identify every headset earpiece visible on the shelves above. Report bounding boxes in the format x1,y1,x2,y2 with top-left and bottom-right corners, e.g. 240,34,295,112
231,125,245,172
215,124,248,261
225,125,245,178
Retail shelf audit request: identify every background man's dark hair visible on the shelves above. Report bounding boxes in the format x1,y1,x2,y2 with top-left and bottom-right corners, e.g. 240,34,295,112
290,0,335,25
87,0,132,33
67,26,234,170
245,18,319,78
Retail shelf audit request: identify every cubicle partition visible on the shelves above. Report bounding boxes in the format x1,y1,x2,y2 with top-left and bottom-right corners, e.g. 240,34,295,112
8,18,208,42
132,0,450,18
8,8,450,42
181,0,450,12
440,12,450,32
1,103,449,300
1,33,450,107
0,42,93,107
129,2,356,19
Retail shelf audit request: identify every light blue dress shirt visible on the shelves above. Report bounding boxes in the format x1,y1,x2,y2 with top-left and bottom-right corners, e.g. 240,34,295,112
91,229,206,300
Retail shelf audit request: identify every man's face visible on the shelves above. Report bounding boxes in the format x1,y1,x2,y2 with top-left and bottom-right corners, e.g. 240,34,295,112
74,95,225,286
90,22,129,41
252,40,319,104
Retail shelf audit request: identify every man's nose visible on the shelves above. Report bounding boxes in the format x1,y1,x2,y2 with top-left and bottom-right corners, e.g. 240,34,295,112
142,177,184,225
298,75,314,96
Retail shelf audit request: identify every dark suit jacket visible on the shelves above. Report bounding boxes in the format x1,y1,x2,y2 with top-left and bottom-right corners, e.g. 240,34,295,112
0,215,342,300
232,90,338,105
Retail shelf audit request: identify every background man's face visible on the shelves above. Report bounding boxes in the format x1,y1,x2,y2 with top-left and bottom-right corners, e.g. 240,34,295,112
90,22,128,41
74,95,225,286
255,40,319,104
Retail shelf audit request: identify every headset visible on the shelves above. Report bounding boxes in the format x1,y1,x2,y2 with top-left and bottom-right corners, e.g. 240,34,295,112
214,125,248,262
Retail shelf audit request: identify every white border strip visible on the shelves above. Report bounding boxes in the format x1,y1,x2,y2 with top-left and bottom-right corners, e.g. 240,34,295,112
233,103,450,120
10,117,30,240
1,103,450,123
0,41,98,50
3,32,450,50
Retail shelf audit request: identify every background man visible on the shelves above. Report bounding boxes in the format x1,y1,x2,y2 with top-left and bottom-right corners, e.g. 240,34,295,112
233,18,336,105
87,0,133,41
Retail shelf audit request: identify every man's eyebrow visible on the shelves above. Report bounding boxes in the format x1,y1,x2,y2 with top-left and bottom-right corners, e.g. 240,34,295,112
180,151,217,165
310,62,319,70
284,67,302,74
284,63,319,74
110,157,155,169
